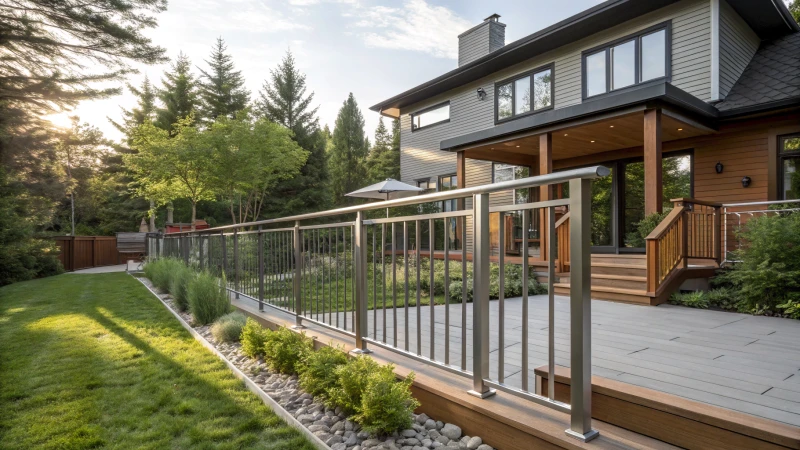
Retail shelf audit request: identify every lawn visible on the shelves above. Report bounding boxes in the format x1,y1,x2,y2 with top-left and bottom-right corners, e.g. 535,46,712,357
0,272,315,450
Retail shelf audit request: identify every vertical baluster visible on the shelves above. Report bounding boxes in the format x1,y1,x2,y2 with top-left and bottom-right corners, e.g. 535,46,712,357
461,215,467,372
343,227,348,331
429,218,435,361
354,211,369,353
294,222,302,324
329,229,333,325
521,210,530,391
416,219,422,355
258,228,264,311
336,227,340,328
382,223,387,344
352,225,356,332
373,225,377,339
498,212,505,383
548,206,556,401
392,222,398,347
444,219,450,365
403,221,409,351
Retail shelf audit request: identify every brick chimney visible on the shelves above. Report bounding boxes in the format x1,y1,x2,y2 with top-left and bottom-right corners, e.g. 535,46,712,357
458,14,505,67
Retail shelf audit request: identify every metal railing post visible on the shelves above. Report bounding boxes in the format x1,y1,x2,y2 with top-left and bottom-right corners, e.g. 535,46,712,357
293,221,304,328
233,229,240,299
468,192,495,399
199,235,204,270
352,211,370,353
566,177,598,442
221,230,227,283
258,226,264,312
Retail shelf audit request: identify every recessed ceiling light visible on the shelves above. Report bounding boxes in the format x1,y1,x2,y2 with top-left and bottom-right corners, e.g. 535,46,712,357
564,133,568,137
677,128,683,131
516,145,520,148
609,125,614,128
590,140,595,143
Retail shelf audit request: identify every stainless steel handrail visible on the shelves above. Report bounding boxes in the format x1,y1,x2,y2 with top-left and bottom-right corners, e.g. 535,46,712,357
146,165,608,442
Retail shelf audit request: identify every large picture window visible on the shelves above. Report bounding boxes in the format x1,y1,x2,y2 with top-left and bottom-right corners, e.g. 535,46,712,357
583,23,670,99
492,163,530,203
779,134,800,200
495,65,553,122
411,102,449,131
438,174,458,212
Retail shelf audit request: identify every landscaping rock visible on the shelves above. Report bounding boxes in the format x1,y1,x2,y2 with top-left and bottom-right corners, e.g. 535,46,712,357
441,424,461,440
476,445,493,450
308,424,330,433
466,436,482,450
416,413,430,425
401,429,417,438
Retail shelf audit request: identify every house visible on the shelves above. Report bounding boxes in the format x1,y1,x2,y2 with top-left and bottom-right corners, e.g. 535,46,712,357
370,0,800,305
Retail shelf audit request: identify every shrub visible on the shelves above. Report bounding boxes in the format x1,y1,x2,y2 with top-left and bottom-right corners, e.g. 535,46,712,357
717,212,800,313
625,210,671,248
187,272,230,325
354,367,419,435
778,300,800,319
170,264,194,312
669,291,709,309
327,355,381,414
210,312,247,343
263,327,313,374
448,279,473,303
240,318,270,358
145,257,184,292
705,287,740,311
298,344,348,398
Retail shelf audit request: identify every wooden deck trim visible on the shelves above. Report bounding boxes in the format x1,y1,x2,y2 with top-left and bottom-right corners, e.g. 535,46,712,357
535,365,800,450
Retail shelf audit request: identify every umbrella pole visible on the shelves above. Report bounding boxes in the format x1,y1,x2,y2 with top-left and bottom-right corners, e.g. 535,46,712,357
386,193,390,218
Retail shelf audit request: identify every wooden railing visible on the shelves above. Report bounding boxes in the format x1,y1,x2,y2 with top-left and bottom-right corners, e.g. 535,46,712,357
555,211,570,273
645,198,721,293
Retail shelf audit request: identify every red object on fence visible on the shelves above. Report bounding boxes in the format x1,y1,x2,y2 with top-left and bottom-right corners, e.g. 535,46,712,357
165,220,209,234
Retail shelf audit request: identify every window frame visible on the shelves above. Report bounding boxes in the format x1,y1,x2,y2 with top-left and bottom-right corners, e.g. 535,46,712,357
491,163,531,204
410,101,450,132
494,63,555,124
581,21,672,101
778,133,800,200
438,173,458,211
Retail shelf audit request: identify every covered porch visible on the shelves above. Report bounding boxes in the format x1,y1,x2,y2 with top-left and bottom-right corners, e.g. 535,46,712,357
449,105,722,304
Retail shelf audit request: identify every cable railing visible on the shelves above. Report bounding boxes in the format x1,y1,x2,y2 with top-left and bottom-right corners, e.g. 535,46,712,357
147,166,609,442
722,198,800,265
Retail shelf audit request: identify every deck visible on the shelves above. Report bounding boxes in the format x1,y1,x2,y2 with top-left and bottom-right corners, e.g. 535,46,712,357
255,293,800,428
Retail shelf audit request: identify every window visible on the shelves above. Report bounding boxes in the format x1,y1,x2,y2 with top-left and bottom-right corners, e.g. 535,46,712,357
495,65,553,122
583,24,670,99
416,179,435,192
779,134,800,200
411,102,449,131
438,174,458,212
493,163,530,203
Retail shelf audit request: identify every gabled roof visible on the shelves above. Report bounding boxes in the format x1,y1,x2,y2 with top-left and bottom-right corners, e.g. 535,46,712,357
716,32,800,116
370,0,798,116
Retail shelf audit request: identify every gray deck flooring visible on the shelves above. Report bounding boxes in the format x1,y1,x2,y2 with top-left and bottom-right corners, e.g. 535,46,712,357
295,295,800,427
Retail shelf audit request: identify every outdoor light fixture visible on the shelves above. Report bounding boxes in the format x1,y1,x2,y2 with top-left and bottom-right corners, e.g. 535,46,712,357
715,162,724,174
742,176,752,188
477,87,487,101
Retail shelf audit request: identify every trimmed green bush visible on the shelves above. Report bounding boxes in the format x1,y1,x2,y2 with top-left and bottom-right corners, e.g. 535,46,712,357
298,344,348,398
355,368,419,435
187,272,230,325
705,287,741,311
327,355,380,414
144,257,184,292
669,291,709,309
210,312,247,343
263,327,313,374
240,318,270,358
170,264,194,312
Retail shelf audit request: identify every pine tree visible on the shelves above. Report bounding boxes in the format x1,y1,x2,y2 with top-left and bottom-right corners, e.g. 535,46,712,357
256,50,329,217
365,117,400,182
156,52,198,132
109,76,157,138
329,93,368,205
198,38,249,123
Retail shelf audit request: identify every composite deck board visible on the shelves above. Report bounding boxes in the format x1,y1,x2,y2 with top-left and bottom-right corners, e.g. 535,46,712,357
248,292,800,426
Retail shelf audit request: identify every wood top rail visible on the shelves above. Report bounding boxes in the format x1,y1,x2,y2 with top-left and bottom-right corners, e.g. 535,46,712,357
644,206,684,241
670,198,722,208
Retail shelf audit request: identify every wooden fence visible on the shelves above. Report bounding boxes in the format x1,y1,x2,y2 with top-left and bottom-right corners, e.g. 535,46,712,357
53,236,120,271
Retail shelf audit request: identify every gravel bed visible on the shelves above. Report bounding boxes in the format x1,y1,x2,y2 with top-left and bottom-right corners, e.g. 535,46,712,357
140,277,495,450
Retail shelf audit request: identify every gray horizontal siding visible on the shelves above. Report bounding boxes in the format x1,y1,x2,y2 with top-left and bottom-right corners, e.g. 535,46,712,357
719,0,760,98
459,24,491,67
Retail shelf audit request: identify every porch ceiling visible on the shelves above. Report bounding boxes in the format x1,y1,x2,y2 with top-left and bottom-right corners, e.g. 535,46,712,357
462,111,711,164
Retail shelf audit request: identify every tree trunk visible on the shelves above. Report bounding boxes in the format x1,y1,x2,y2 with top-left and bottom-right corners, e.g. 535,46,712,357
191,201,197,231
149,199,156,232
167,201,174,223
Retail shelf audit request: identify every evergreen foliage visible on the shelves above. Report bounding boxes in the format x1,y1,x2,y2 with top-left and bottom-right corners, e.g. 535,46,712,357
240,318,271,358
365,118,400,182
156,53,199,132
262,327,313,375
198,38,250,123
256,51,330,217
110,77,158,136
210,312,248,343
329,93,368,204
298,345,348,398
789,0,800,23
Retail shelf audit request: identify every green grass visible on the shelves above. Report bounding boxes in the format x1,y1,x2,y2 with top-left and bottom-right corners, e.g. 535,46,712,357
0,273,315,450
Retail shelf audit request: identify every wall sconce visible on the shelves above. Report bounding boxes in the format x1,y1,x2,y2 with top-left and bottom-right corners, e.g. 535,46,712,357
476,87,487,101
715,162,724,174
741,176,751,188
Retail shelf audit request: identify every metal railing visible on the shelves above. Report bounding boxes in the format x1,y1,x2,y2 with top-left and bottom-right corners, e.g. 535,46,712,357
722,198,800,265
147,166,609,442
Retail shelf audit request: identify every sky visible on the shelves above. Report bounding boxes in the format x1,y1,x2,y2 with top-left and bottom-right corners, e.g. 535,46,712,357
51,0,606,142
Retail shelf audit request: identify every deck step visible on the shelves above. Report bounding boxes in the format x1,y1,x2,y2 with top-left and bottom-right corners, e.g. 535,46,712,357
590,262,648,277
553,282,653,305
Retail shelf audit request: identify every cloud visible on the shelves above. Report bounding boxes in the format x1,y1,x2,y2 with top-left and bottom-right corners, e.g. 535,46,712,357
180,0,311,34
347,0,472,59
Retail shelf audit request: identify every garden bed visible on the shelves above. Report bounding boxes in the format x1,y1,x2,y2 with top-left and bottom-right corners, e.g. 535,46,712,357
137,274,496,450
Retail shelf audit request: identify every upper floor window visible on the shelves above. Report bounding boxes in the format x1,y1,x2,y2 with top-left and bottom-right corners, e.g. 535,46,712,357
779,134,800,200
583,23,670,99
411,102,450,131
496,64,553,122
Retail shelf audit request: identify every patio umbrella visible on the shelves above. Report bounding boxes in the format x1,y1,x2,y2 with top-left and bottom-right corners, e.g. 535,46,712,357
346,178,424,217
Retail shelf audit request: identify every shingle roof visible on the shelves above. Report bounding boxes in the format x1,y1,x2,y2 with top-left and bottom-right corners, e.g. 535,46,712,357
716,32,800,113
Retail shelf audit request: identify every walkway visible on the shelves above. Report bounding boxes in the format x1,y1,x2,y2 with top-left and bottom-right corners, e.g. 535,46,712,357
261,293,800,427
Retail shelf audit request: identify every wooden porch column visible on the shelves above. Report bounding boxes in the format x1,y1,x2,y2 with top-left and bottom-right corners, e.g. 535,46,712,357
539,133,553,260
644,109,663,214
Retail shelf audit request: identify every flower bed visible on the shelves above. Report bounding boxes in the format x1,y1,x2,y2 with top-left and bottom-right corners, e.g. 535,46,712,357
138,274,495,450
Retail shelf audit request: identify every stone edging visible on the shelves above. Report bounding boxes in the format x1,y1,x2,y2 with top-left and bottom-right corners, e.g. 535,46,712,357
131,274,331,450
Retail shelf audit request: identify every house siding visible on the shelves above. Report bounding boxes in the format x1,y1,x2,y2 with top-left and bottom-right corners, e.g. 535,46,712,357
718,0,760,98
400,0,712,194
